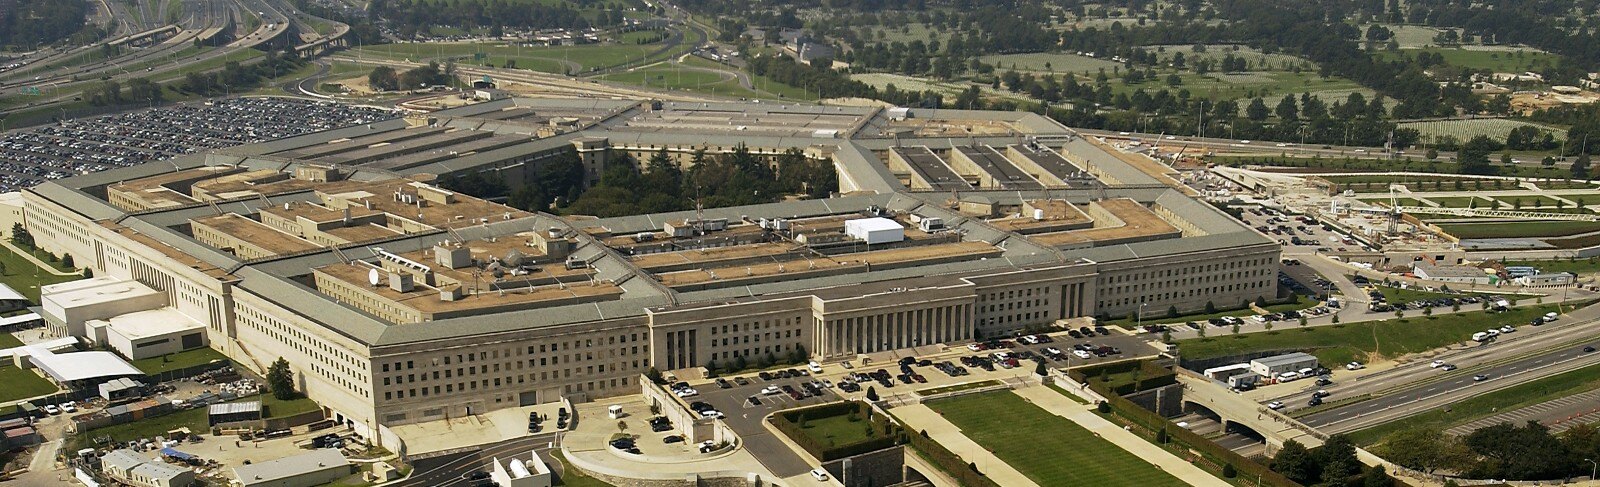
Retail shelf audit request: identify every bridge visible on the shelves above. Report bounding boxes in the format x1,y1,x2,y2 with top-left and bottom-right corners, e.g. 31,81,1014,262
294,22,352,57
1398,206,1600,222
1175,374,1325,451
109,24,181,47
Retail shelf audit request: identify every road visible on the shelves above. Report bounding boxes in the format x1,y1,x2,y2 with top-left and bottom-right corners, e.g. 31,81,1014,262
1292,303,1600,434
1079,128,1578,169
393,432,560,487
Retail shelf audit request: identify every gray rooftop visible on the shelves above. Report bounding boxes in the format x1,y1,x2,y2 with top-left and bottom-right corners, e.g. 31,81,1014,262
232,448,349,485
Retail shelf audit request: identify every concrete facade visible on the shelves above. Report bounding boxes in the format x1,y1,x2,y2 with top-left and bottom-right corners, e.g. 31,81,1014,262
19,98,1277,447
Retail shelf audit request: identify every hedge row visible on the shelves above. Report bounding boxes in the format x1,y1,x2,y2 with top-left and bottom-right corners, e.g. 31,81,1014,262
1089,380,1301,487
906,429,1003,487
1068,359,1179,396
770,401,904,461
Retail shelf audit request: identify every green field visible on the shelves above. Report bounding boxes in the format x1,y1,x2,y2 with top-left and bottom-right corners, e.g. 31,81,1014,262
131,347,230,375
1215,156,1593,183
1375,47,1561,72
1499,258,1600,275
1373,24,1444,49
1113,71,1362,101
979,52,1122,74
1176,305,1558,366
1437,221,1600,239
600,64,728,89
1427,196,1494,208
927,392,1187,487
1145,44,1312,71
1360,197,1425,207
1497,195,1584,211
0,246,82,303
1351,361,1600,445
1398,119,1566,145
1376,286,1488,304
72,407,209,451
351,42,657,74
262,395,321,418
0,365,59,403
1103,295,1311,328
0,332,21,349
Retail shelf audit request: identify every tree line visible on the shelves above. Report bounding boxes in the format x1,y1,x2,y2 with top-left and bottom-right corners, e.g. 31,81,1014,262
0,0,89,48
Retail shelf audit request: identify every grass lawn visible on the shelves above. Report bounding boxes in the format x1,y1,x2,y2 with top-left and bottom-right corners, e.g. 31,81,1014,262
1397,118,1566,145
1360,197,1425,207
261,395,321,418
0,332,23,349
1427,196,1494,208
1374,47,1560,72
1112,71,1361,101
350,43,655,73
1044,383,1091,405
790,412,876,447
0,365,59,403
552,450,616,487
1350,361,1600,445
600,65,728,89
1102,295,1310,329
1499,258,1600,275
131,347,229,375
70,407,209,452
927,392,1187,487
979,52,1122,74
1176,305,1557,366
1375,286,1485,304
917,380,1000,396
1436,221,1600,239
0,246,83,303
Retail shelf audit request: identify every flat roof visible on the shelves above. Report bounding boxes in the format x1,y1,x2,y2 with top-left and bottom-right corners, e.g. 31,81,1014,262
104,308,206,340
26,348,142,382
233,449,349,485
0,283,23,302
192,214,321,255
42,277,162,310
1026,199,1181,247
955,146,1043,190
891,146,971,191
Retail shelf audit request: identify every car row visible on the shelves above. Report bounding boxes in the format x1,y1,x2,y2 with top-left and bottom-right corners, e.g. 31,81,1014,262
0,98,393,193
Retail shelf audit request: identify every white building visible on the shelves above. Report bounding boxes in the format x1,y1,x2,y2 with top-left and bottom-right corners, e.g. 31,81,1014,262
40,277,167,338
88,308,208,360
1515,272,1575,287
844,217,904,245
100,449,195,487
0,192,23,240
1249,352,1319,378
232,448,351,487
1412,262,1494,285
490,452,553,487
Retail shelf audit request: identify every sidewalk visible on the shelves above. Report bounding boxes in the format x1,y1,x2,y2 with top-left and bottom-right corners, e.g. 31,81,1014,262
1012,387,1232,487
889,404,1040,487
2,240,78,277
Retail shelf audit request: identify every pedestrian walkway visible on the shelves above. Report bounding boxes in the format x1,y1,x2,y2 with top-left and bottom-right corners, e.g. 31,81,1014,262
1012,387,1232,487
889,403,1041,487
1,241,78,277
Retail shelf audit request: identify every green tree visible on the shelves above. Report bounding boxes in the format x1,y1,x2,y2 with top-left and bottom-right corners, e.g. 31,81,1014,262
61,254,73,269
11,223,33,249
368,66,400,91
266,357,296,400
1271,440,1319,484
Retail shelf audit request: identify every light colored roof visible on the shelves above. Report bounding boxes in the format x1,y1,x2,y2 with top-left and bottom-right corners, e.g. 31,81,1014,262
101,449,148,471
845,217,902,233
130,461,189,481
26,348,142,382
209,400,261,416
1251,352,1318,367
0,312,41,326
42,277,163,310
105,308,205,340
233,449,349,485
0,283,24,302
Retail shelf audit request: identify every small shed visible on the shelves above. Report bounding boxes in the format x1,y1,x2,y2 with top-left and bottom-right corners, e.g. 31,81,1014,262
208,400,262,426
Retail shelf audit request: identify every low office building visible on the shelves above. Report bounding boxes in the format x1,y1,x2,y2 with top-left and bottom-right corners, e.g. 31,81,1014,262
1413,261,1495,285
1250,352,1319,378
21,99,1278,450
88,308,208,360
1514,272,1575,287
40,277,167,338
232,448,350,487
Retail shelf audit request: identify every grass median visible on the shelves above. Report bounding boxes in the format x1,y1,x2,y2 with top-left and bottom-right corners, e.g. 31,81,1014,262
927,391,1187,487
1349,361,1600,445
1176,305,1557,366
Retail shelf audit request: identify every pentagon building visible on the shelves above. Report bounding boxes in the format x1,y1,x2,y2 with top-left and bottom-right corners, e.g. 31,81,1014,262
22,98,1277,443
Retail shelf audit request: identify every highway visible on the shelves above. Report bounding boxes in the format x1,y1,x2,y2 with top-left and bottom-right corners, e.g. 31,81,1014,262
1288,303,1600,434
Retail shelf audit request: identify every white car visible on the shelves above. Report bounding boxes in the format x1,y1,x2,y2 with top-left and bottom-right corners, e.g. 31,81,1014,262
1266,401,1285,410
674,388,698,398
1499,325,1516,334
761,386,781,395
43,404,60,415
811,468,830,481
1044,347,1062,355
966,343,983,352
1545,312,1559,322
60,402,77,413
1345,362,1364,370
1276,371,1300,382
1072,349,1093,359
808,361,823,373
1430,360,1446,368
1239,140,1251,144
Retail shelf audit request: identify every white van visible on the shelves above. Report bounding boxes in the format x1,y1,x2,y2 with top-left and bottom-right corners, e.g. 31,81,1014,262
1276,371,1301,382
1545,312,1559,322
1472,331,1490,342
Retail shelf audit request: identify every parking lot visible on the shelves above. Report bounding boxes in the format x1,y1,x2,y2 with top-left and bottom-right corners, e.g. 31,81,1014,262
1233,206,1368,257
684,369,841,478
0,98,392,192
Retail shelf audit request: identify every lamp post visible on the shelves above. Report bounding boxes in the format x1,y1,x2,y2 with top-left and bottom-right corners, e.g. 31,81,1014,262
1136,302,1148,331
1586,458,1596,480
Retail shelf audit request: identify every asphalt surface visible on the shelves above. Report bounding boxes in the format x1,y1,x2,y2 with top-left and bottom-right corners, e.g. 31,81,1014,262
1294,307,1600,434
692,370,840,477
394,431,560,487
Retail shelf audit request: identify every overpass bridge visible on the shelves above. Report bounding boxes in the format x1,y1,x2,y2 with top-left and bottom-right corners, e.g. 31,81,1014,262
109,24,181,47
1176,374,1326,451
294,22,351,57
